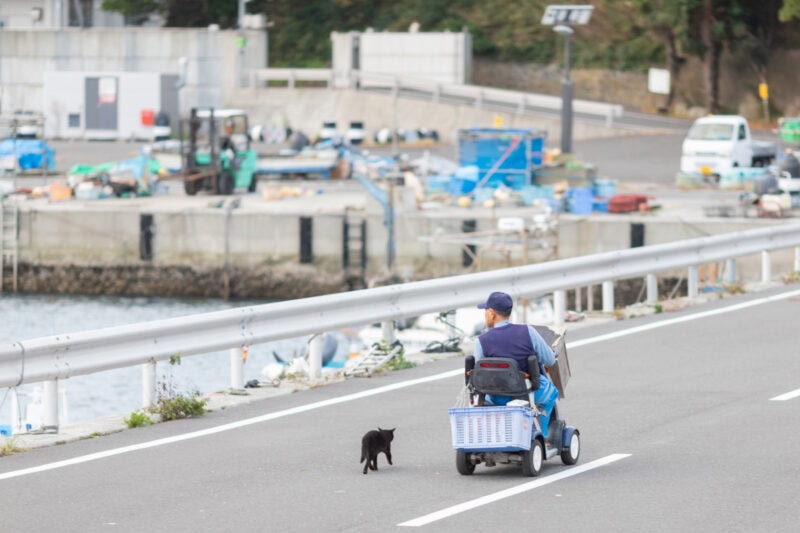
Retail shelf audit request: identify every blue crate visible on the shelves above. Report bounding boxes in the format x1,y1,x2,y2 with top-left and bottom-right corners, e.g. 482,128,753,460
567,187,594,214
449,406,534,452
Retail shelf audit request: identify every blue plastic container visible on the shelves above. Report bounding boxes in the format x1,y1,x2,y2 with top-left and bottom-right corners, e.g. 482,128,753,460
425,175,451,193
593,178,617,198
522,185,555,206
458,128,544,190
593,198,609,213
449,177,477,196
473,187,495,204
567,187,594,214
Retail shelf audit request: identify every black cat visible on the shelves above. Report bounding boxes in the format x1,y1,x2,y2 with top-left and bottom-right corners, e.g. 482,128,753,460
360,427,395,475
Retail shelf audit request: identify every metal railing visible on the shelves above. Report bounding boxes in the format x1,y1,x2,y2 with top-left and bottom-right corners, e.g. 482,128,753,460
2,224,800,431
248,68,624,125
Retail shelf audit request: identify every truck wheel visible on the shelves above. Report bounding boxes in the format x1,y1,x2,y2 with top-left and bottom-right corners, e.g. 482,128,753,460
561,430,580,465
247,175,258,193
456,451,475,475
522,438,543,477
184,179,198,196
218,171,234,195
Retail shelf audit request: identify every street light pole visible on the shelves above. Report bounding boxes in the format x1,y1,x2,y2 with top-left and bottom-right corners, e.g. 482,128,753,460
554,24,574,155
542,5,594,155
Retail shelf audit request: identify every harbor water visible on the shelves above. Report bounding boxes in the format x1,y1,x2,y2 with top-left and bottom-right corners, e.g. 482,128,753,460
0,294,351,428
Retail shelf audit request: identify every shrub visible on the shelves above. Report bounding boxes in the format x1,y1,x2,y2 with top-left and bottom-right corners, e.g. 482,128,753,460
124,410,154,428
150,391,207,421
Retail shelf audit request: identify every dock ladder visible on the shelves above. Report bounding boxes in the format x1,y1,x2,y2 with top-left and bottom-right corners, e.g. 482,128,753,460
0,199,19,293
343,207,367,290
345,341,404,377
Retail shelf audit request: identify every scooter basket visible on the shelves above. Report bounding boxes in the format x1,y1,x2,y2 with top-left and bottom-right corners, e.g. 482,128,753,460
449,406,533,451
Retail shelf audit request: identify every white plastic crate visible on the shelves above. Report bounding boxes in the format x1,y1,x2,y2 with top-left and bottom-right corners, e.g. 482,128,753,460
449,405,533,451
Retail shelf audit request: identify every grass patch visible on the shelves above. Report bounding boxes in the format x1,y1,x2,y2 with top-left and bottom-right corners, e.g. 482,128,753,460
124,410,154,428
784,271,800,284
724,283,746,295
654,303,663,314
150,391,207,421
0,436,28,456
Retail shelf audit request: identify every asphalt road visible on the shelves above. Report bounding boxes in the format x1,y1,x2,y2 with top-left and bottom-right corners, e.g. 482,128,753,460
2,285,799,532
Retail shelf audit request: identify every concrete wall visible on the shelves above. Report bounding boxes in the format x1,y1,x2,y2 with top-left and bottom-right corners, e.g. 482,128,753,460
0,28,266,116
13,200,796,296
331,31,471,88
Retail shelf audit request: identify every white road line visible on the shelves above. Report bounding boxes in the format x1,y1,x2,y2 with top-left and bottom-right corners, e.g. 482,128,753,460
567,288,800,349
770,388,800,401
398,454,631,527
0,370,461,481
2,287,797,481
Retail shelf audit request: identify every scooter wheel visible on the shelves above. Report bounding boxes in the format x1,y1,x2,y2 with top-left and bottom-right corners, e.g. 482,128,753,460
456,451,475,475
561,430,580,465
522,438,544,477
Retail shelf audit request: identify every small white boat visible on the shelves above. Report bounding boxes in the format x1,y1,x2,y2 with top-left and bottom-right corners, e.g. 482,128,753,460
356,299,555,355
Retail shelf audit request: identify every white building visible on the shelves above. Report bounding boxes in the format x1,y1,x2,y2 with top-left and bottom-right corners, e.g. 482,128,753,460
0,0,163,29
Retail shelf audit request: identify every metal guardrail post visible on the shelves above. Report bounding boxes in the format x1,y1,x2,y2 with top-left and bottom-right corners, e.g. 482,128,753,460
553,290,566,327
761,251,771,282
308,334,323,380
574,286,582,312
230,347,244,389
587,285,594,311
381,321,395,344
43,379,59,433
687,266,699,298
602,281,614,313
142,362,156,408
795,247,800,272
288,72,295,89
725,258,737,284
646,273,658,304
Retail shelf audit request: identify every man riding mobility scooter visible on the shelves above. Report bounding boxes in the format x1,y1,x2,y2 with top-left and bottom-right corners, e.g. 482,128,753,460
448,326,580,476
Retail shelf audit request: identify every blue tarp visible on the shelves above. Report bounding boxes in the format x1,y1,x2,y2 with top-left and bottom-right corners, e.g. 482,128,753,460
0,139,56,170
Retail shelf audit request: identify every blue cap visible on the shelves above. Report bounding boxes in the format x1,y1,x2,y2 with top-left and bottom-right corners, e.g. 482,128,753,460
477,291,513,314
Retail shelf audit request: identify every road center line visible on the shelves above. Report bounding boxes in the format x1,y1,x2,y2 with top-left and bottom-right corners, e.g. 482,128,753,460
398,454,631,527
3,288,797,482
770,388,800,401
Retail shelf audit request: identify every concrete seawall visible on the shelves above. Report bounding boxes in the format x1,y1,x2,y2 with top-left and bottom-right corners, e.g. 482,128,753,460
3,188,795,300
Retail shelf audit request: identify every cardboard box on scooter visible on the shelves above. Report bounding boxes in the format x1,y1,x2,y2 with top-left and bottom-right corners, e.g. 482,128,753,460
533,325,571,399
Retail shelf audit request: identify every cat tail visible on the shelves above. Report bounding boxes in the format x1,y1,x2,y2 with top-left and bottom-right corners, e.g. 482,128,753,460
360,441,367,463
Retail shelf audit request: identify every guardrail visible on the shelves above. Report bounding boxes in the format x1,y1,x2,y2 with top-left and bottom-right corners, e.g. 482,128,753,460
250,68,335,89
2,224,800,431
248,68,624,125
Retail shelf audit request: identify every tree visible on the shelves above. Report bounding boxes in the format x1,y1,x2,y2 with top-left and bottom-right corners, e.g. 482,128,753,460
101,0,160,25
779,0,800,20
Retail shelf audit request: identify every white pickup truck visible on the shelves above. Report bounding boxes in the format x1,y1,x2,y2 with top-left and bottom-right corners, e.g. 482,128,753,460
680,115,776,177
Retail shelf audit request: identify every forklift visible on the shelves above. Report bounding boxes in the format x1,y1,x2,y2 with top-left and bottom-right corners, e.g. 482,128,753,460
180,108,258,195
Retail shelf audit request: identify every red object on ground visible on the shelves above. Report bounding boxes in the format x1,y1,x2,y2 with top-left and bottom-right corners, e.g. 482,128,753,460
140,109,154,126
608,194,651,213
